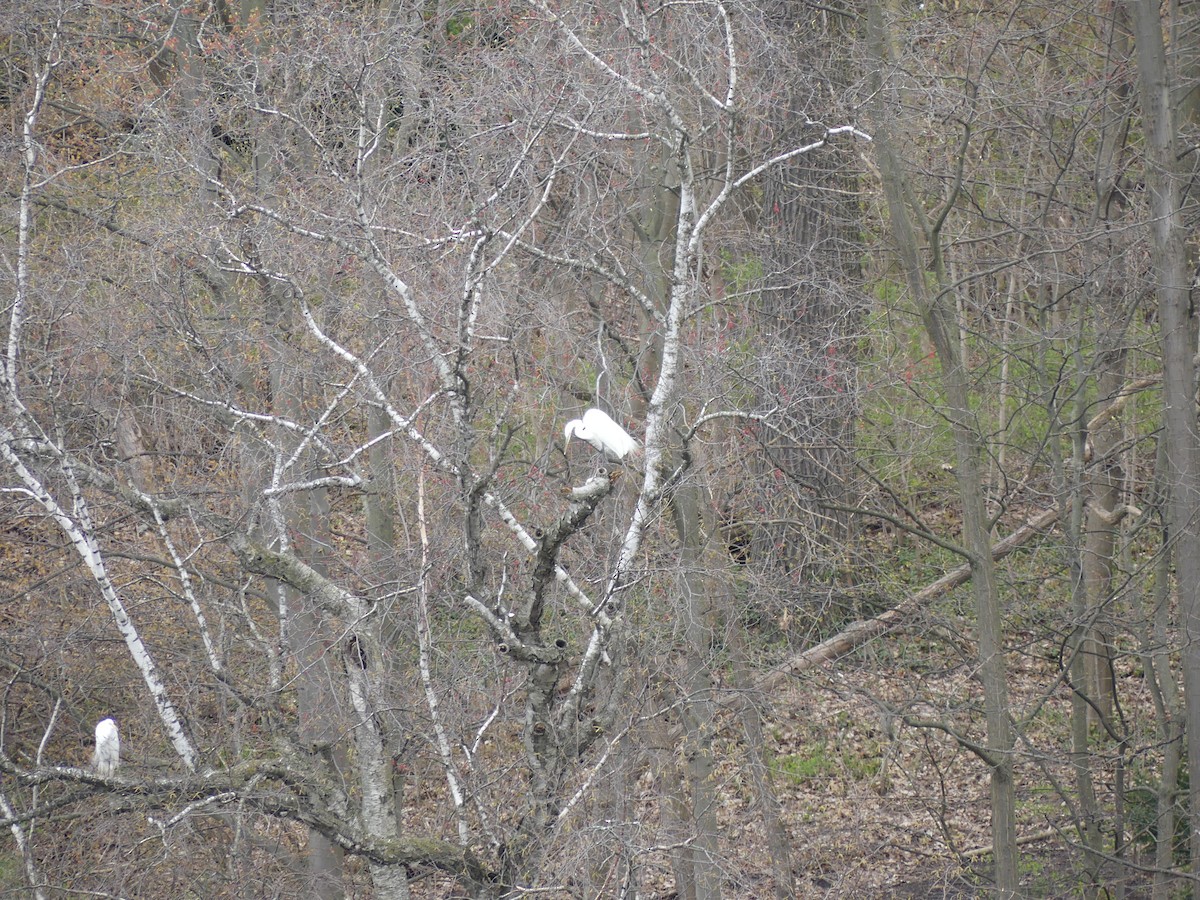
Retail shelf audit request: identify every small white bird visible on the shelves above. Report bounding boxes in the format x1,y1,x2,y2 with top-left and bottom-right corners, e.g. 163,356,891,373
91,718,120,777
563,408,641,462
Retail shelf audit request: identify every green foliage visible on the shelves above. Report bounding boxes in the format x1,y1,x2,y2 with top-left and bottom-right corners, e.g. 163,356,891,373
718,250,764,294
1127,767,1190,865
855,301,956,502
1015,855,1090,898
769,743,882,786
0,852,22,889
869,275,903,305
445,12,475,37
1018,786,1063,821
771,746,836,783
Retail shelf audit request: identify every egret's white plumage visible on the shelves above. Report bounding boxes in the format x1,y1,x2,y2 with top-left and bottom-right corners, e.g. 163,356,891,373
563,408,641,462
91,718,119,777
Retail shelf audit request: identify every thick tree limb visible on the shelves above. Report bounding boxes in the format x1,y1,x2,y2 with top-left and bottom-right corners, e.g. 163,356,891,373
756,505,1060,693
0,754,494,886
756,376,1158,694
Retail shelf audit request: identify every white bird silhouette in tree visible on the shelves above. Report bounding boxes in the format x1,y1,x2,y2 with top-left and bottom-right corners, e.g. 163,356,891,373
91,718,119,777
563,408,641,462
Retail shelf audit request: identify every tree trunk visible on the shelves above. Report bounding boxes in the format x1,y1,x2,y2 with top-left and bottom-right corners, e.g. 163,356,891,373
1148,437,1185,899
670,479,724,900
265,291,346,900
1082,0,1135,720
1125,0,1200,876
866,4,1018,893
1041,331,1105,891
1082,354,1127,726
727,624,795,898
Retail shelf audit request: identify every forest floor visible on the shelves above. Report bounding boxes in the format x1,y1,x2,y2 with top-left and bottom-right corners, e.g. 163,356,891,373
726,633,1173,899
405,620,1178,898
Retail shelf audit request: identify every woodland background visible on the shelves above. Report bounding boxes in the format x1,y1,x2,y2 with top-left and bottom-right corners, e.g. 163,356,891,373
1,1,1199,898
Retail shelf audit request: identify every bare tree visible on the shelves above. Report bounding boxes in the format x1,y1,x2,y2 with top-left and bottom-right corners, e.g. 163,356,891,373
0,2,868,896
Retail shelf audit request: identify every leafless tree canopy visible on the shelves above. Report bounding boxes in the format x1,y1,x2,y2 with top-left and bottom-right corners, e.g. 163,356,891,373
2,1,1200,898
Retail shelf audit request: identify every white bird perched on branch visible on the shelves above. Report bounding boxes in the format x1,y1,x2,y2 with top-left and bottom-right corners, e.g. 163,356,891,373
91,718,119,777
563,408,641,462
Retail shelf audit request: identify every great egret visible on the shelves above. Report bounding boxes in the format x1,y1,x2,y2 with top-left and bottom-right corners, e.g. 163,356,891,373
563,408,641,462
91,718,119,777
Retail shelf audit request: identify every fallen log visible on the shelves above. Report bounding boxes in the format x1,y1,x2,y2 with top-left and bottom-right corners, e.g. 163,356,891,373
755,506,1059,693
754,376,1158,693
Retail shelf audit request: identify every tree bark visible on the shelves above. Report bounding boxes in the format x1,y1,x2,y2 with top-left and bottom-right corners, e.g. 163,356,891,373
1148,437,1186,900
866,4,1018,893
670,479,724,900
1125,0,1200,876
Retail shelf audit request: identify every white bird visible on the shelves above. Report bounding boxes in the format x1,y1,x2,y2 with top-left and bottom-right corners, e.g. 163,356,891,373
563,408,641,462
91,718,119,777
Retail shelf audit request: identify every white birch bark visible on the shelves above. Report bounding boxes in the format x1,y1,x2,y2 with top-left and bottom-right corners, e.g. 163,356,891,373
1,20,197,773
0,438,198,771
